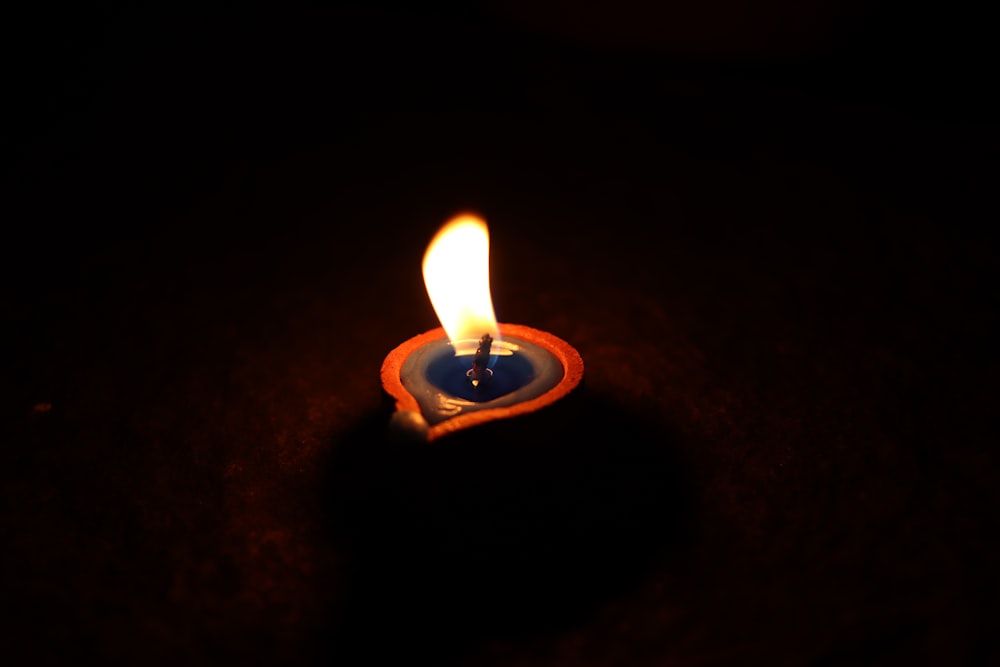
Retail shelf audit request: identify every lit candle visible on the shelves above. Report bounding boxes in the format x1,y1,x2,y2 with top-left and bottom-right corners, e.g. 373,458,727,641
381,214,584,441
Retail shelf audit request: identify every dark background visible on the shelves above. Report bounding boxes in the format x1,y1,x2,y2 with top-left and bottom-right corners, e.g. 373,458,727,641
3,1,998,665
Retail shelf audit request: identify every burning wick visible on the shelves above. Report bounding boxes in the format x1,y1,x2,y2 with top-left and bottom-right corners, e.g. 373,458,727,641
467,333,493,387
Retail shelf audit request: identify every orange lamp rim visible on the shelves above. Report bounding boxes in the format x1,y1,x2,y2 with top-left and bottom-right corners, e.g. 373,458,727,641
380,322,584,441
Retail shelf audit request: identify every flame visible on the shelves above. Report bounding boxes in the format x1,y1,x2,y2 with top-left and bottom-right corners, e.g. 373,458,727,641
422,214,502,356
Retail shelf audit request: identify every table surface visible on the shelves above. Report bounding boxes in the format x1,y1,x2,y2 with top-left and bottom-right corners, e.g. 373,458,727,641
4,3,997,666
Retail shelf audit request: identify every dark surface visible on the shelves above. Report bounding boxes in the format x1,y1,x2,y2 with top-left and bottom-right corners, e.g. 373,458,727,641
4,2,998,666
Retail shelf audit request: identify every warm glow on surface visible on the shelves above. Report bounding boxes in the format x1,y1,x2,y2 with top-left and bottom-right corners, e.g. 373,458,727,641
422,214,502,356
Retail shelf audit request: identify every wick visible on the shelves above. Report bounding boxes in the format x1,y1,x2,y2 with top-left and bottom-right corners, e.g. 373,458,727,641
469,333,493,388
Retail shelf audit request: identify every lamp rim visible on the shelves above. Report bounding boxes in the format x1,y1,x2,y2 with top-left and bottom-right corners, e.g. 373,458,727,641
381,322,584,441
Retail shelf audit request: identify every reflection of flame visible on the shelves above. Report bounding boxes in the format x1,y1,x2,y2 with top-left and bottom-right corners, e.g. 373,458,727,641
422,214,502,356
